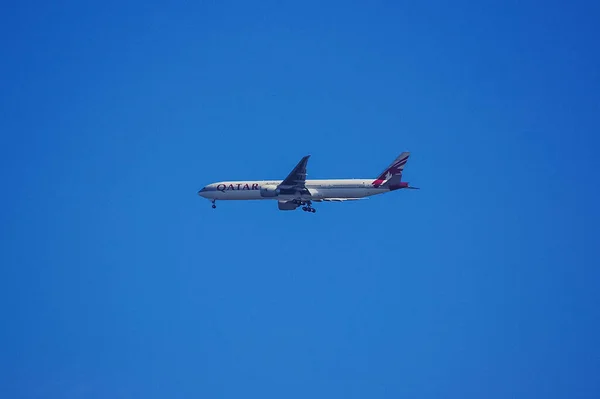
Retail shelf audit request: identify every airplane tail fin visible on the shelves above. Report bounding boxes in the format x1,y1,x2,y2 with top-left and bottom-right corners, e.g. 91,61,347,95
372,152,410,188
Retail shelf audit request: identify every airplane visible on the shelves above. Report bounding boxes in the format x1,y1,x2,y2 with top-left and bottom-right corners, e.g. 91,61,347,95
197,152,418,212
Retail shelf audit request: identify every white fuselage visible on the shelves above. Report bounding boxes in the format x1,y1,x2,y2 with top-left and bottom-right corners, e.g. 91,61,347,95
198,179,392,201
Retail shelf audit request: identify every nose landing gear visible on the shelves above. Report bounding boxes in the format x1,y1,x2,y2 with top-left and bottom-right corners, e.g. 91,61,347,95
211,200,216,209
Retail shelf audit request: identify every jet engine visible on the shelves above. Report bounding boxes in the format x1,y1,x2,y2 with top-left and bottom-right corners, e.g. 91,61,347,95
260,184,280,198
277,200,298,210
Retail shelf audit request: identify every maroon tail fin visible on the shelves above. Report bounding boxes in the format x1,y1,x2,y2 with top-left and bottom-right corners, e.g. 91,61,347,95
371,152,410,187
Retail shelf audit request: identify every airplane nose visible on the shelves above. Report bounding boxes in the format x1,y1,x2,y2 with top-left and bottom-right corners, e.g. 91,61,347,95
198,187,207,197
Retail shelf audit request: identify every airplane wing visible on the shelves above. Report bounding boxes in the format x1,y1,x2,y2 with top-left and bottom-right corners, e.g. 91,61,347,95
278,155,310,193
314,198,366,202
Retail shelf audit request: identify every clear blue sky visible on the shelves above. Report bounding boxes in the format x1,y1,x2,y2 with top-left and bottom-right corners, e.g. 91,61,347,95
1,1,599,398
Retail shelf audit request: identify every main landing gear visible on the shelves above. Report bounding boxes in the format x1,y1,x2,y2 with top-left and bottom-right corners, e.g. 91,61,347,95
299,200,316,213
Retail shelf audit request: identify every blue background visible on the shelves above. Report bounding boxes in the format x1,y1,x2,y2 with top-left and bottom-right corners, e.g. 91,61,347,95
1,1,599,398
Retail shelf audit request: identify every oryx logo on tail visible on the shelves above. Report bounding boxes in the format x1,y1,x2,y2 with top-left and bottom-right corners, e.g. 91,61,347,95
372,152,410,187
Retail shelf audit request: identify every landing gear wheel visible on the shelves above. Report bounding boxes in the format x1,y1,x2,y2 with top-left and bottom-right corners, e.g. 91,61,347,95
302,206,308,211
311,208,316,213
212,204,216,209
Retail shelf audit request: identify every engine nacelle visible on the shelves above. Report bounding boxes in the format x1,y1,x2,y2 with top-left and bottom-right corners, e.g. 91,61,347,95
260,184,280,198
277,200,298,210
